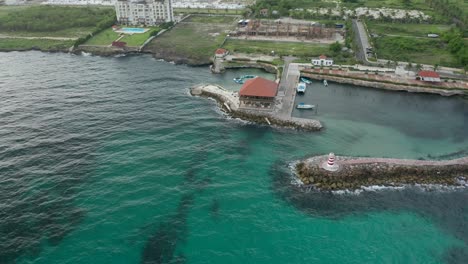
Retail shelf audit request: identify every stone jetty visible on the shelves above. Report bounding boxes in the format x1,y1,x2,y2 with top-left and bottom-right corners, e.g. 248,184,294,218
190,84,322,131
295,154,468,191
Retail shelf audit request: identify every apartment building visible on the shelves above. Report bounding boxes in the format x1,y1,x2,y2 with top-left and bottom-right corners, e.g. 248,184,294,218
115,0,173,26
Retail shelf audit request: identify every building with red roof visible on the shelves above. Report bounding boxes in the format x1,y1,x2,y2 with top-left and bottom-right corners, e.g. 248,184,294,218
416,71,441,82
215,48,229,58
239,77,278,109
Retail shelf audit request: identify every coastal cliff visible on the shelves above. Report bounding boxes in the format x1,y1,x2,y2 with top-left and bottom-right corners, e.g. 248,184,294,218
295,155,468,191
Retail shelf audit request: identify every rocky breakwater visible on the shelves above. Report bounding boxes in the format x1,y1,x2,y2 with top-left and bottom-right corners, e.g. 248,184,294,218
190,84,322,131
295,154,468,191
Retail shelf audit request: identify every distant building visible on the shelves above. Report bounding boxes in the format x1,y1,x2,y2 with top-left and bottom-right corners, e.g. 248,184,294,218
259,8,268,17
416,71,441,82
115,0,174,26
239,77,278,108
312,55,333,66
215,48,229,58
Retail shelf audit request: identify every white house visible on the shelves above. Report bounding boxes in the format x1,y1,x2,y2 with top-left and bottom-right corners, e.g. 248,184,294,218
115,0,174,26
311,55,333,66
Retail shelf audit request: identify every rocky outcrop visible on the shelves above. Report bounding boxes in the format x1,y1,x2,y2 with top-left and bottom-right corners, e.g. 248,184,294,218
295,155,468,191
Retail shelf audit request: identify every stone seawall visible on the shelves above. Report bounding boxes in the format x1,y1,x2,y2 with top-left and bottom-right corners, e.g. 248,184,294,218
295,155,468,191
190,84,322,131
301,72,467,96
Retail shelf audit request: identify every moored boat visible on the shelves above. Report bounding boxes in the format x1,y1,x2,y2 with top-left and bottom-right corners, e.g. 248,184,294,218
300,77,312,84
233,75,257,84
296,82,306,93
297,103,315,109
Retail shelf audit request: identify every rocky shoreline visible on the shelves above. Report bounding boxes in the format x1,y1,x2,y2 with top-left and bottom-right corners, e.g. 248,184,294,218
144,50,212,66
294,155,468,191
190,84,322,131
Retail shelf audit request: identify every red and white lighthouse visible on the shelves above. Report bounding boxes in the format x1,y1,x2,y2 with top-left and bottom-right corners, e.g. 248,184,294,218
322,153,339,171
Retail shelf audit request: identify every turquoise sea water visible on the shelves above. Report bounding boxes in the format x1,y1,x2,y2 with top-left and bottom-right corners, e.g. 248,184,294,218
0,52,467,264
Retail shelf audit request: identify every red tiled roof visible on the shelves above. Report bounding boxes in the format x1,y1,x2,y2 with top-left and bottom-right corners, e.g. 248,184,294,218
215,48,227,55
239,77,278,98
319,55,327,59
418,70,440,78
112,41,127,47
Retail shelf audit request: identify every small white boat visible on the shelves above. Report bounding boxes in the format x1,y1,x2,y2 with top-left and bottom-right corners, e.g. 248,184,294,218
297,103,315,109
300,77,312,84
323,80,328,86
296,82,306,93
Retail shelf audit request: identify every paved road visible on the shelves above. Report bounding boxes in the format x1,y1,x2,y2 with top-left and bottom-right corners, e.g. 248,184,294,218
352,19,371,64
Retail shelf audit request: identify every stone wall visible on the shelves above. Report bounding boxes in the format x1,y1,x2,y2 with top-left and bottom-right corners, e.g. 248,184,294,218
301,72,467,96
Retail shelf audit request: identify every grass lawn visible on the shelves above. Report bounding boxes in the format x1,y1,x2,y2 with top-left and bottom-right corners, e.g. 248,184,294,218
0,6,27,18
85,27,159,47
144,17,233,64
0,5,115,50
341,0,432,11
374,36,458,67
367,22,452,38
84,28,119,45
0,38,75,51
120,28,159,46
222,39,329,58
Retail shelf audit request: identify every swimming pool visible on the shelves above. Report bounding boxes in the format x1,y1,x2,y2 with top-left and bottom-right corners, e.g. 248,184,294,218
118,28,148,34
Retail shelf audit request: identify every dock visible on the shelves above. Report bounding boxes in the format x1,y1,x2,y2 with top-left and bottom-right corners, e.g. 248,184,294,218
275,58,319,126
190,56,322,131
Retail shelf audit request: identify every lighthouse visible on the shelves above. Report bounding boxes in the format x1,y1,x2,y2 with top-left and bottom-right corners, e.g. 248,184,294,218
322,152,339,171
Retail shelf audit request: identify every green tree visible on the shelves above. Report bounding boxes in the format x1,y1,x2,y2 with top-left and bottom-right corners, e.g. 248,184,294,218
329,41,342,55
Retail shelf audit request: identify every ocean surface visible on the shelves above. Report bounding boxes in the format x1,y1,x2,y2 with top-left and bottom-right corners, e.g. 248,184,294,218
0,52,467,264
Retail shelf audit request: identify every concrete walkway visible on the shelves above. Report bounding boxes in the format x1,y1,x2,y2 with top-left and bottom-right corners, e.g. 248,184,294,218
277,56,298,119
